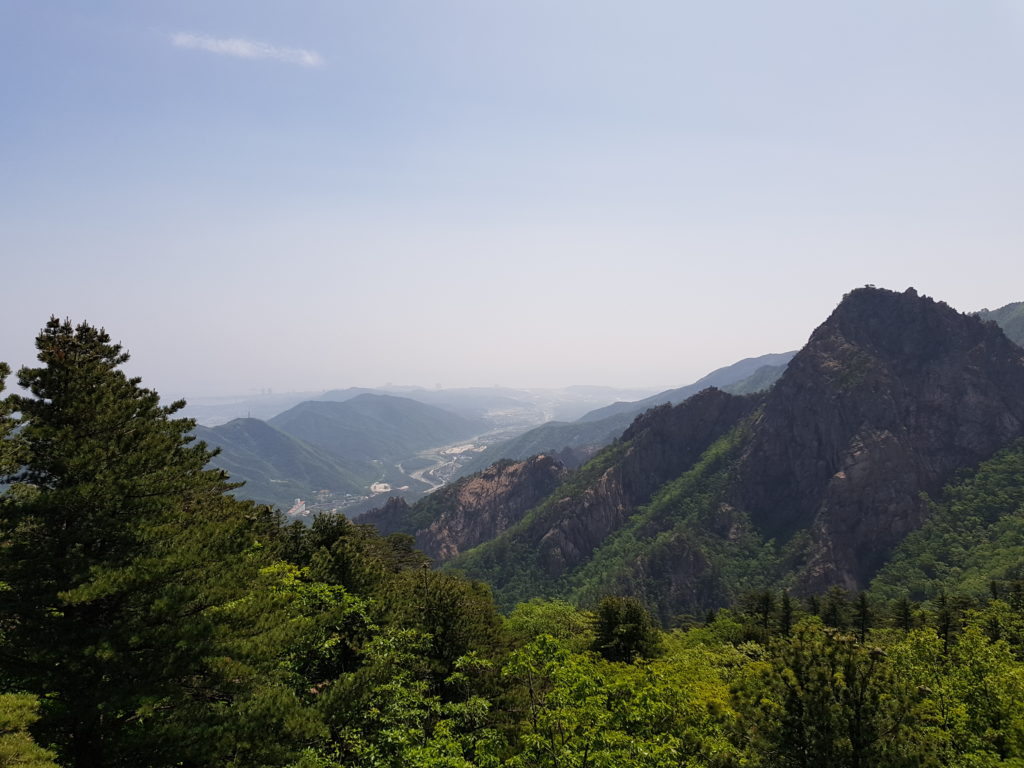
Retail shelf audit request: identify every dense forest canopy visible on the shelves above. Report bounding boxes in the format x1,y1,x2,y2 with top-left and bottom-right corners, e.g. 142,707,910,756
1,317,1024,767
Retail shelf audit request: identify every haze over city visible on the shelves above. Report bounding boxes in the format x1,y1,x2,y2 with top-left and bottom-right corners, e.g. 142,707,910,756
3,1,1022,399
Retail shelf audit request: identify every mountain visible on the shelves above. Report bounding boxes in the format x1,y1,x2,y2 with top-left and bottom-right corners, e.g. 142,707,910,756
194,418,372,508
456,411,639,478
318,386,542,420
447,287,1024,616
269,393,486,464
357,454,570,562
456,351,795,478
578,351,796,423
178,392,320,427
977,300,1024,348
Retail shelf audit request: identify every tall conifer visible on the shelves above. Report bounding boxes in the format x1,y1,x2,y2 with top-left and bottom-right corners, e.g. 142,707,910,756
0,319,319,767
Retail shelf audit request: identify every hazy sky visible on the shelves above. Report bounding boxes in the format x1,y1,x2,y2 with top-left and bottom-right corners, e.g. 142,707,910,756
3,2,1023,398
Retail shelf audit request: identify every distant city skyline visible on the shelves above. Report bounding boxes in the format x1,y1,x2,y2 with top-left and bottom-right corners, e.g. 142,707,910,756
3,2,1023,399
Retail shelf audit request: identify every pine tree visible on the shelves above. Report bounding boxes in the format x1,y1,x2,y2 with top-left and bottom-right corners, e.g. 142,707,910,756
822,586,850,630
853,592,872,643
591,596,663,663
0,319,320,767
896,597,914,634
779,591,794,636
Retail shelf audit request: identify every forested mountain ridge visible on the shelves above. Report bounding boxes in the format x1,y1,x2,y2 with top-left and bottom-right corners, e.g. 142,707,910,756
447,287,1024,615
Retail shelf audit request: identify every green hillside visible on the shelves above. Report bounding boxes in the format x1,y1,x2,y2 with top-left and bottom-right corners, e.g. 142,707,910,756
269,393,485,463
194,418,373,507
977,300,1024,347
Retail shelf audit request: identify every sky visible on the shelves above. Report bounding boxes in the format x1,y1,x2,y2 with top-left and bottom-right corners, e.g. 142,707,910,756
2,1,1023,399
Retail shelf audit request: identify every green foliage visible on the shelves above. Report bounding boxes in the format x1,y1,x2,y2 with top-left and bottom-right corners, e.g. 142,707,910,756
872,439,1024,602
889,623,1024,765
0,319,320,767
733,619,922,768
0,363,18,479
376,569,507,691
318,629,500,768
505,599,594,651
591,596,663,663
0,693,59,768
502,632,739,767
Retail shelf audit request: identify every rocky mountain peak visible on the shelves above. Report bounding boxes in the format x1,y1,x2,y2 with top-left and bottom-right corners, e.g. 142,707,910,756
740,285,1024,589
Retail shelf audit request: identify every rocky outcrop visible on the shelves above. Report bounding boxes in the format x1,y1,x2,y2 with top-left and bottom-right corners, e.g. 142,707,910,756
358,455,569,562
357,496,414,537
737,287,1024,590
415,455,569,561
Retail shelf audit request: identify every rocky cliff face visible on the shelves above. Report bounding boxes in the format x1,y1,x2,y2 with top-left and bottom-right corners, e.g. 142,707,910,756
415,455,569,561
738,287,1024,590
358,455,569,562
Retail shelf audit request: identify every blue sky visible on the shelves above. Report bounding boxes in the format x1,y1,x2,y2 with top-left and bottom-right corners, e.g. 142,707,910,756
2,2,1023,397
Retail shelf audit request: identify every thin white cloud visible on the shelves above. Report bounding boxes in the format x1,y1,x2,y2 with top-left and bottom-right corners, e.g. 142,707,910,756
171,32,324,68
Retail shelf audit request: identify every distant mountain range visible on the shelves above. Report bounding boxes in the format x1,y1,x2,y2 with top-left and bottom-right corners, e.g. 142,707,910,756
456,351,796,477
195,393,485,508
180,383,660,428
268,394,484,464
